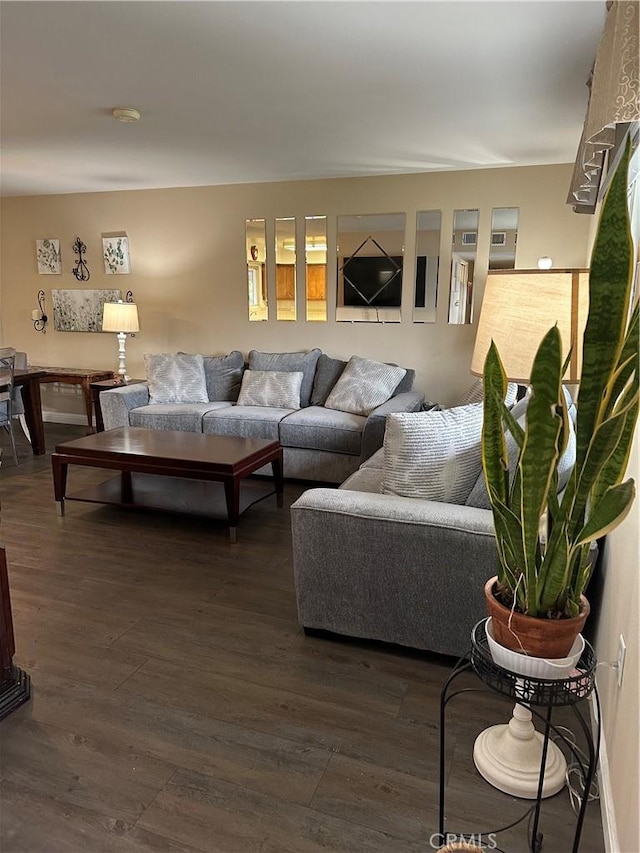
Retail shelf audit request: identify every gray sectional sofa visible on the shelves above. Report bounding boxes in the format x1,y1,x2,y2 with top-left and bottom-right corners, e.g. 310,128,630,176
100,348,424,483
290,386,578,660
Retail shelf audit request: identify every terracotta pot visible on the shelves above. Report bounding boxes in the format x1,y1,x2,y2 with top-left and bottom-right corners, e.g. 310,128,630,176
484,576,590,659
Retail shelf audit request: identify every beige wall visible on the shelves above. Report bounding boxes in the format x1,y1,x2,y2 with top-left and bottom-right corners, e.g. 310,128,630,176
594,430,639,853
1,163,590,414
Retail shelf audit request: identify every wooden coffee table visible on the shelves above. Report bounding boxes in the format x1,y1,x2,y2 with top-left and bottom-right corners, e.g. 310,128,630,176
51,427,283,543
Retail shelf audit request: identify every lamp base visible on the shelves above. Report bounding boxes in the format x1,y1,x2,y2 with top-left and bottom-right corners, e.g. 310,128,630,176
473,703,566,799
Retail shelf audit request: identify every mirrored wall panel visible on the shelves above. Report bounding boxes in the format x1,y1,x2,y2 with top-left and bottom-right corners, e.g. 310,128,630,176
246,219,268,321
489,207,519,270
336,213,405,323
413,210,441,323
275,217,296,321
448,208,479,324
305,216,327,321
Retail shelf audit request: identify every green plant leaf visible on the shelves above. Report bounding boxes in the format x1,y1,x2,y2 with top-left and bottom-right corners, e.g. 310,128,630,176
575,480,637,546
577,139,634,471
482,343,509,511
518,326,563,600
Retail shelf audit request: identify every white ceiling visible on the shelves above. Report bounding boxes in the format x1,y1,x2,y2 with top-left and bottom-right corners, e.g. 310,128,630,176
0,0,606,198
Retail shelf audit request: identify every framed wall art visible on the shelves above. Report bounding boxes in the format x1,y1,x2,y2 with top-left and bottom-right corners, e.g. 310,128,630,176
36,239,62,274
51,289,122,332
102,236,131,274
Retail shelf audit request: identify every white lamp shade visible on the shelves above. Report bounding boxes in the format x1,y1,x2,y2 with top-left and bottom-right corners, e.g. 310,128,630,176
471,269,589,384
102,301,140,333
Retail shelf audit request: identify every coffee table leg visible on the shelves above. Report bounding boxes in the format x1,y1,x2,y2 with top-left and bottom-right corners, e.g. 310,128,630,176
51,454,68,516
223,478,240,544
272,451,284,508
121,471,133,503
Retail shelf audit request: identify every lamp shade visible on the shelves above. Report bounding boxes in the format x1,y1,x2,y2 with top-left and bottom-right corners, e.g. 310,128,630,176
471,269,589,384
102,301,139,333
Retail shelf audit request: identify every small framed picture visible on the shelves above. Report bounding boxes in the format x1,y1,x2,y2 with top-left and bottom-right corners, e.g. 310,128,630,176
36,238,62,274
102,236,131,274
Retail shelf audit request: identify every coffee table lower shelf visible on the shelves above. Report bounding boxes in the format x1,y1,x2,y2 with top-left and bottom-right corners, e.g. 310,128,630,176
61,473,278,540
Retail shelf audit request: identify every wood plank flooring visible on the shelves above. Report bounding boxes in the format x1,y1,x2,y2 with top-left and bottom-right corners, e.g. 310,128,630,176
1,426,605,852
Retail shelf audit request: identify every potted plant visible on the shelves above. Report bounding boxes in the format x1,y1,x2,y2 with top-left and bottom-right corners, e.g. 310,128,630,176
481,138,639,660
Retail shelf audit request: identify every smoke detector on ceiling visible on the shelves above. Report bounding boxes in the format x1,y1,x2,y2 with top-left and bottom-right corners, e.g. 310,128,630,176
112,107,141,123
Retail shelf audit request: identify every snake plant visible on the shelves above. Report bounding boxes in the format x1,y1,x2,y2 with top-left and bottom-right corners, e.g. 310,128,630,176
482,137,639,620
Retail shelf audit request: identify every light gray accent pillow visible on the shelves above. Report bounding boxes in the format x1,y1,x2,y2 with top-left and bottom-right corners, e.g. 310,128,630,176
382,403,484,504
459,378,519,408
145,353,208,404
248,349,321,407
466,388,577,509
236,370,303,409
324,356,406,416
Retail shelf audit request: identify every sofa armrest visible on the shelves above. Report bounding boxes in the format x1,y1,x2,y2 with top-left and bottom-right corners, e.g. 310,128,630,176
291,488,496,658
100,383,150,430
360,390,424,461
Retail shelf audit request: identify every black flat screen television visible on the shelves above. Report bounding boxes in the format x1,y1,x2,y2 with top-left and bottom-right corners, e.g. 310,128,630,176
342,255,403,307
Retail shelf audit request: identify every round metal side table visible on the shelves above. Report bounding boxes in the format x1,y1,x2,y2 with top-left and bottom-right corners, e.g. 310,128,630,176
438,619,599,853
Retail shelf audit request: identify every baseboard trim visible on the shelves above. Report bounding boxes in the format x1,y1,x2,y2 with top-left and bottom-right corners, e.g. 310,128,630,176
42,412,87,426
590,693,619,853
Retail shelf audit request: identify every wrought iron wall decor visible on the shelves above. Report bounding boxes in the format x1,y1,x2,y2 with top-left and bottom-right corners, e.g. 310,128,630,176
32,290,48,333
71,237,90,281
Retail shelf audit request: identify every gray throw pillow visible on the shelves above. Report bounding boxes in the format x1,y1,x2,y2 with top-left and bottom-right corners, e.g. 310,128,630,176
324,356,406,416
382,404,484,504
311,354,347,406
145,353,208,404
203,351,244,401
236,370,303,409
248,349,321,407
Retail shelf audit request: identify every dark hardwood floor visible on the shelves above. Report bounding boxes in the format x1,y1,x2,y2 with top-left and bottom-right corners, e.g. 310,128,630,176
1,425,604,852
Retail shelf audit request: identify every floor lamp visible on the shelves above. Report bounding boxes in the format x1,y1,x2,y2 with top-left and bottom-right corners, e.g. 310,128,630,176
469,267,589,798
102,300,140,382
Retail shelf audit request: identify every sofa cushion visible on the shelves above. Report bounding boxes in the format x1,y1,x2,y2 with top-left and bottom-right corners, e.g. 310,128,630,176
145,353,208,404
324,356,406,416
130,401,232,432
381,404,484,504
248,349,321,407
279,406,366,455
237,370,303,409
465,388,577,509
340,466,384,493
203,351,244,402
202,405,291,441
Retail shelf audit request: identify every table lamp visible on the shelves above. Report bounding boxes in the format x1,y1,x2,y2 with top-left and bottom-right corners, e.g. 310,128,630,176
471,268,589,385
102,300,139,382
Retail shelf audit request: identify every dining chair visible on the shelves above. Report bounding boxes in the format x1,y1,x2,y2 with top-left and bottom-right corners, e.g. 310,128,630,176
0,347,19,465
12,351,30,442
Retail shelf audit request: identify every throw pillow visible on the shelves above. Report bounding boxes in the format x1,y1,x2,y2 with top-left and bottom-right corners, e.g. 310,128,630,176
310,354,347,406
203,351,244,401
236,370,303,409
324,356,406,416
459,378,519,408
382,404,484,504
465,389,577,509
248,349,321,407
145,353,208,404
